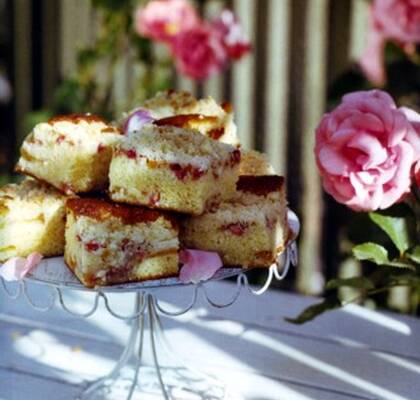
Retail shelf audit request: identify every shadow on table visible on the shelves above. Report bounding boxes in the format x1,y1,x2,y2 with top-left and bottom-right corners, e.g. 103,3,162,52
1,281,420,400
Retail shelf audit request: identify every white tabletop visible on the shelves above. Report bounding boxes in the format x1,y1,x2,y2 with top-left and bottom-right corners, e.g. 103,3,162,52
1,280,419,400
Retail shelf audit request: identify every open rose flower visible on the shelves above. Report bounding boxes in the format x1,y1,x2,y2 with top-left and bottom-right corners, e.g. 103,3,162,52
171,24,227,80
315,90,420,211
135,0,200,43
360,0,420,86
211,10,251,60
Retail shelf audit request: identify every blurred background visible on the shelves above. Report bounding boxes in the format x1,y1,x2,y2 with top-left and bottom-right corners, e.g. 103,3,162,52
0,0,419,313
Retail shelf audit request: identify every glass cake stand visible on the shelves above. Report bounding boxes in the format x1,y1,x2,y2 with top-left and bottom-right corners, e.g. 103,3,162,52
0,212,299,400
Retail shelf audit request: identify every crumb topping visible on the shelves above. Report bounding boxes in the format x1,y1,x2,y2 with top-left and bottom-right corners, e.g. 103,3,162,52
117,124,239,170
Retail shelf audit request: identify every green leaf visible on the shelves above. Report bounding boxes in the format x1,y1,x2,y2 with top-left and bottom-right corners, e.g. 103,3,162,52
91,0,130,11
326,277,375,290
353,242,390,265
285,297,341,324
369,212,413,254
407,246,420,264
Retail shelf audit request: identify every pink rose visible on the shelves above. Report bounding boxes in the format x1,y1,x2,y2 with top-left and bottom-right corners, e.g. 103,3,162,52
371,0,420,44
401,106,420,188
171,24,227,80
211,10,251,60
315,90,420,211
135,0,200,43
359,0,420,85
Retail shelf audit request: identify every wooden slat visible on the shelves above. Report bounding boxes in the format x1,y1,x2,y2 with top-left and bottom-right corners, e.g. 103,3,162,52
59,0,95,77
294,0,329,295
203,0,225,102
263,0,290,174
42,0,59,108
232,0,257,149
13,0,32,146
328,0,351,82
349,0,369,60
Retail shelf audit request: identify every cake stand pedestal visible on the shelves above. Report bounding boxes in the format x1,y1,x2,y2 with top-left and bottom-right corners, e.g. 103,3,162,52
1,218,298,399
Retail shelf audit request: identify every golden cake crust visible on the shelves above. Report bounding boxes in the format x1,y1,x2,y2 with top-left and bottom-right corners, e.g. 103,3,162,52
67,198,178,227
236,175,285,196
0,179,68,262
15,114,122,194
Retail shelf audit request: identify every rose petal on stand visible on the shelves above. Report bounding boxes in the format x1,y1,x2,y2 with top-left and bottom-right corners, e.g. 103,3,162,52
24,252,44,273
0,257,28,281
0,252,44,281
179,249,223,284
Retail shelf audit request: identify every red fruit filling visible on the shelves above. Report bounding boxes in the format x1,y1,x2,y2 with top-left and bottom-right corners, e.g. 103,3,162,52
56,135,66,144
169,163,205,181
265,216,276,230
229,149,241,166
222,222,249,236
124,149,137,159
149,192,160,207
85,241,101,252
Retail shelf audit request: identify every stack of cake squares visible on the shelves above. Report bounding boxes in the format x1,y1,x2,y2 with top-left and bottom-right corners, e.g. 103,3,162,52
0,90,289,288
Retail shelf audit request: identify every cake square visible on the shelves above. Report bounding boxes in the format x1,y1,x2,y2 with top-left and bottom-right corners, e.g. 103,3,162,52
181,175,288,268
65,198,179,288
109,124,241,215
138,90,239,145
0,179,68,263
239,150,275,175
16,114,122,194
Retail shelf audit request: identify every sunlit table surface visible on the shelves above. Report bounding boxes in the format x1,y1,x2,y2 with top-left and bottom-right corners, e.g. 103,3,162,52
1,280,419,400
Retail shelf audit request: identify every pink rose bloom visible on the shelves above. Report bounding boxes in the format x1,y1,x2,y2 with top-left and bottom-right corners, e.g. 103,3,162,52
171,24,227,80
211,9,251,60
315,90,420,211
135,0,200,43
372,0,420,44
360,0,420,86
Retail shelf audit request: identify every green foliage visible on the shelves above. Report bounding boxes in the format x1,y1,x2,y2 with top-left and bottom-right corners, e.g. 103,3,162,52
287,199,420,324
407,246,420,264
91,0,132,11
353,243,390,265
369,211,415,255
285,297,341,324
326,276,374,290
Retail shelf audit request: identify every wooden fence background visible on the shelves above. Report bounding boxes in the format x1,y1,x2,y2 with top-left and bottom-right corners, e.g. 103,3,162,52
6,0,376,297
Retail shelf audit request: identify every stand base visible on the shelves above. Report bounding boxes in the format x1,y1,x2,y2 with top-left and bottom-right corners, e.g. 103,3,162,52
78,293,230,400
79,366,227,400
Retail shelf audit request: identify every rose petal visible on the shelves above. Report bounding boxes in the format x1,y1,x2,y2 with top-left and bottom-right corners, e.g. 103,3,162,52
24,252,43,272
318,146,350,176
123,108,155,135
0,257,28,281
347,133,387,169
179,249,223,284
0,252,44,281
